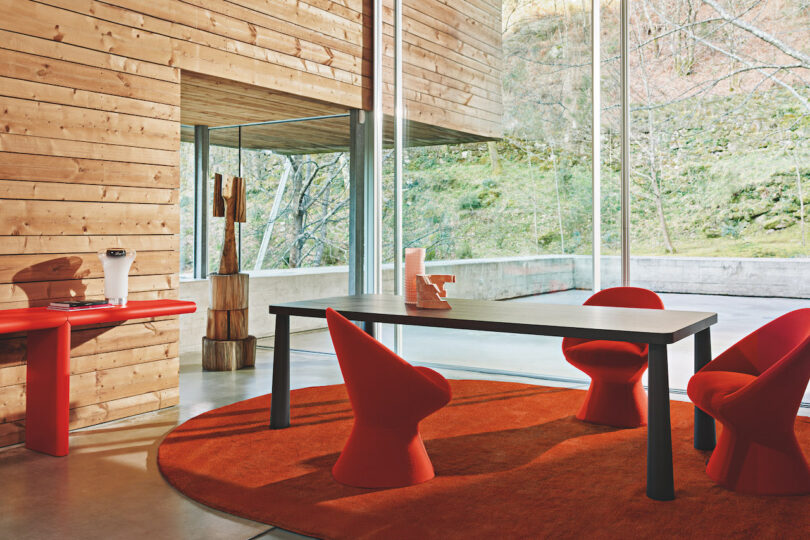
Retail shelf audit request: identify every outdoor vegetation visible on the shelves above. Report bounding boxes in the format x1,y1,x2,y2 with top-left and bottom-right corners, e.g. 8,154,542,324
180,0,810,275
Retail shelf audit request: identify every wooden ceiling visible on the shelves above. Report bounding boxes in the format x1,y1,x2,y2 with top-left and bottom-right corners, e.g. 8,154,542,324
181,71,348,126
180,71,494,153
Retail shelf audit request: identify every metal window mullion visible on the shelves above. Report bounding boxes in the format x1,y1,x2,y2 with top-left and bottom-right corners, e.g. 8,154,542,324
238,126,242,272
393,0,404,353
371,0,384,337
193,125,209,279
620,0,631,286
592,0,601,292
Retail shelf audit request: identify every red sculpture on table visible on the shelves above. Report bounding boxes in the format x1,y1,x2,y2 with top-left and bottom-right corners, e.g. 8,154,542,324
415,274,455,309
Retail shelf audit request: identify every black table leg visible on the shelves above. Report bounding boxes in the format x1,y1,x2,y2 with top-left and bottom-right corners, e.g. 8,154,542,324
270,314,290,429
693,328,716,450
362,320,375,338
647,343,675,501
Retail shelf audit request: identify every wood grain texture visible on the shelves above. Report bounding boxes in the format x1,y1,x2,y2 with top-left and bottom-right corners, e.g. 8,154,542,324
0,200,178,236
210,273,249,310
0,0,504,447
201,335,256,371
0,235,177,256
0,153,178,189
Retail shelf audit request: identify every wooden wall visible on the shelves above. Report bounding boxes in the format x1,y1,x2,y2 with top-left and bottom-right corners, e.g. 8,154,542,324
388,0,503,139
0,0,502,447
0,0,372,448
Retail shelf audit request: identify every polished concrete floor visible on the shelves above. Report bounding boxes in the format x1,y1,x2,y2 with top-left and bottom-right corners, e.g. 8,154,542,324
1,291,807,539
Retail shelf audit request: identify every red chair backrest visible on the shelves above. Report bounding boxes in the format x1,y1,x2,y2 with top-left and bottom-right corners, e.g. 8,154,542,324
583,287,665,310
326,308,449,425
733,308,810,376
562,287,663,352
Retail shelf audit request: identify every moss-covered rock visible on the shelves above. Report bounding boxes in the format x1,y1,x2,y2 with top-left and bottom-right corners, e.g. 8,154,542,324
763,215,795,230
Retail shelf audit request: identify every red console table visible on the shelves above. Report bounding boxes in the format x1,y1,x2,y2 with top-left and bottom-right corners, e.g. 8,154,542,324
0,299,196,456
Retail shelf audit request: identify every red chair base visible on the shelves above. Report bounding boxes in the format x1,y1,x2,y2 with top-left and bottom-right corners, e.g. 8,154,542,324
577,379,647,428
707,427,810,495
332,422,435,488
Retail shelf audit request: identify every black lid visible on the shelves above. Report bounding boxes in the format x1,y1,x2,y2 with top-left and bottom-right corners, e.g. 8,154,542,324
106,249,127,257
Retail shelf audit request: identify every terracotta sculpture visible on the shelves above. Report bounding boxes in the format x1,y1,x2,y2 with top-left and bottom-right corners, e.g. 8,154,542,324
415,274,456,309
202,174,256,370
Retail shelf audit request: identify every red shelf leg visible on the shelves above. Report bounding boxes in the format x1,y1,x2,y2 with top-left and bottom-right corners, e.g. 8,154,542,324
25,321,71,456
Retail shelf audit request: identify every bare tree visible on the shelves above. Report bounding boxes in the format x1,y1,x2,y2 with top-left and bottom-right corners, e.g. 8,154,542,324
278,153,349,268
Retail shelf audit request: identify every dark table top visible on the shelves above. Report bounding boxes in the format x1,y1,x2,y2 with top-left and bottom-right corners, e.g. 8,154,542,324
269,294,717,345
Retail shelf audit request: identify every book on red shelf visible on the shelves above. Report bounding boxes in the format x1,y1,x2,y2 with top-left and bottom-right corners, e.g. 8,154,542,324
47,300,114,311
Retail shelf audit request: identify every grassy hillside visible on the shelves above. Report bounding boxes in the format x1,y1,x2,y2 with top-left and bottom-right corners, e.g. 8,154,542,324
393,86,810,261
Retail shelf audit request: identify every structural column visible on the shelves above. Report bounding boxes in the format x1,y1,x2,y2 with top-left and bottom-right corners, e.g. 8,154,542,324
349,109,375,296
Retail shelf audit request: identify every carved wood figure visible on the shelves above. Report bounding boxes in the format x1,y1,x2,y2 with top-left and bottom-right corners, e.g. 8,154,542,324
415,274,456,309
203,174,256,371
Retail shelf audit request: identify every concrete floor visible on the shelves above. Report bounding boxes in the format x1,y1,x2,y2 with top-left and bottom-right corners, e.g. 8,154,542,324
1,291,807,539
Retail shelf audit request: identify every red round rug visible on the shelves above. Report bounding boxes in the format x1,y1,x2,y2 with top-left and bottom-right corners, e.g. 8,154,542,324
158,380,810,539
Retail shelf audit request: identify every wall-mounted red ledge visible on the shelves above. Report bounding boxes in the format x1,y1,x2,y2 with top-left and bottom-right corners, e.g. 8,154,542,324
0,300,196,457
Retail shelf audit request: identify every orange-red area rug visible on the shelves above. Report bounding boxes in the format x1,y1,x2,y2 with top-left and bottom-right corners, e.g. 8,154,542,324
158,381,810,539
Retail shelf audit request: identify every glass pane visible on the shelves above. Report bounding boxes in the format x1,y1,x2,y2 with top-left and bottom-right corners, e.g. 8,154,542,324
238,117,352,271
179,139,195,279
208,128,240,275
392,1,594,380
626,0,810,398
600,0,622,286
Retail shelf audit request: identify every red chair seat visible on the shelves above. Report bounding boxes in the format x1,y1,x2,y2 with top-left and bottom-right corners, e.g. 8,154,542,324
687,371,756,418
565,340,648,373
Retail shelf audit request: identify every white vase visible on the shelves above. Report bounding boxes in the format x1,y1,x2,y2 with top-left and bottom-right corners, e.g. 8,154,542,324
98,249,136,305
404,248,425,304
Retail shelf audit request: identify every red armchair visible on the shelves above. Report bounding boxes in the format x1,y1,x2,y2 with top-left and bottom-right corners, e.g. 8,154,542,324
326,308,452,488
687,309,810,495
562,287,665,428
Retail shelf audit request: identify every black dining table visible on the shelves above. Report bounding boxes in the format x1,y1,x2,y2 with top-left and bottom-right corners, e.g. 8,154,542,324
268,293,718,501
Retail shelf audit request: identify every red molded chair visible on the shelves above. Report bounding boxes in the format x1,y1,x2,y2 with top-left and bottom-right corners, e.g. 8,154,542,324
562,287,664,428
326,308,452,488
687,309,810,495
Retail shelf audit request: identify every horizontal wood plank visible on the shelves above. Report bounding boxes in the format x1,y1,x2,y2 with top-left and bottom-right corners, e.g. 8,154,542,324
0,29,178,83
0,133,179,166
0,76,180,121
0,200,178,236
0,234,178,255
0,180,177,205
0,153,178,188
0,273,178,304
0,386,178,447
0,47,179,106
0,357,179,422
0,95,179,151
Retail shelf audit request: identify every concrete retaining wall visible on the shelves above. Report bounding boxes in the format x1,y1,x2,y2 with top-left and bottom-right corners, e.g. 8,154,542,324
573,255,810,298
179,255,809,352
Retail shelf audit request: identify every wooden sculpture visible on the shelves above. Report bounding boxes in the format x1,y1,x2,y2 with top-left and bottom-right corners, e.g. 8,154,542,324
202,174,256,370
415,274,456,309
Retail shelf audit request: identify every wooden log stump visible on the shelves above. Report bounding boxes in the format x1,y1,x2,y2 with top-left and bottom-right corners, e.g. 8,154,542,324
210,273,248,310
202,335,256,371
207,308,248,340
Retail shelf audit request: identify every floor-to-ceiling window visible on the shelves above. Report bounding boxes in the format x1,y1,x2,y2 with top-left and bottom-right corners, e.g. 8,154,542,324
622,0,810,397
179,116,353,279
